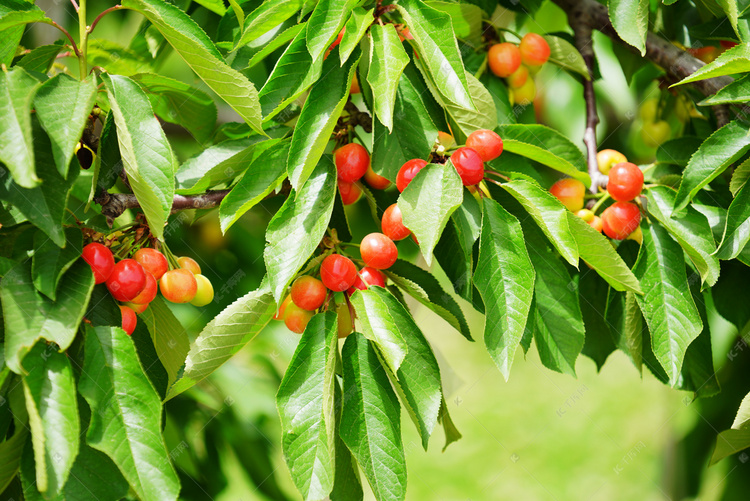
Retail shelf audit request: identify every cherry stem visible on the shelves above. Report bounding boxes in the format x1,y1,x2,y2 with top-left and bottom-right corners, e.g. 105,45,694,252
494,27,522,41
42,20,82,59
484,169,510,181
89,5,122,34
590,192,611,215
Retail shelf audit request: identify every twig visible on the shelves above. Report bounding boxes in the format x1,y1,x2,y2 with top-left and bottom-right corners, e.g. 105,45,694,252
69,0,79,12
89,5,122,34
43,20,82,59
344,101,373,133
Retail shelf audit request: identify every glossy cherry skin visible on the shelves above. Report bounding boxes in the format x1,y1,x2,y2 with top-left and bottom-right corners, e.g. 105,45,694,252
124,301,148,314
382,203,411,241
589,216,603,232
133,248,168,280
159,268,198,303
396,158,428,192
360,233,398,270
190,274,214,307
512,77,536,106
335,143,370,183
488,43,521,78
363,165,391,190
451,147,485,186
607,162,644,202
284,302,314,334
130,271,157,305
119,305,137,336
290,275,328,311
506,65,529,89
339,181,362,205
550,178,586,212
347,267,386,294
519,33,550,66
82,243,115,284
274,295,292,320
320,254,358,291
106,259,147,302
596,149,627,175
601,202,642,240
336,302,353,338
466,130,504,162
177,256,201,275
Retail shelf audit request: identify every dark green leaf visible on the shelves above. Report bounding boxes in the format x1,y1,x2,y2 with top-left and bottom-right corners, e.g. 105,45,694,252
340,334,406,501
579,272,616,371
712,391,750,464
89,111,121,203
139,297,190,393
79,326,180,501
608,0,648,55
31,228,82,301
474,199,535,379
367,24,410,131
716,180,750,260
0,426,27,493
0,0,48,32
330,380,364,501
15,43,63,73
34,74,97,178
700,74,750,105
245,23,305,70
655,136,702,168
0,66,41,188
606,289,644,373
265,158,336,302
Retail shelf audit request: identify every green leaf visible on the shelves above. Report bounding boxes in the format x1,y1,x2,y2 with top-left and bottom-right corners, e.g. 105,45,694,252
79,326,180,501
607,289,644,373
437,397,462,452
395,0,474,110
371,65,439,181
633,224,702,383
0,0,48,31
543,34,590,79
700,74,750,105
246,23,305,70
730,157,750,196
22,343,79,497
655,136,702,168
15,43,63,74
712,391,750,464
567,213,643,294
646,186,720,287
277,312,338,500
365,287,443,449
425,1,483,44
86,39,153,76
330,380,364,501
131,73,217,143
495,124,591,186
673,120,750,213
166,278,276,399
367,24,410,131
104,74,175,240
340,334,406,501
0,427,27,493
236,0,303,48
34,74,97,178
398,162,464,265
31,228,82,301
501,179,579,266
608,0,648,55
579,272,616,371
1,260,93,374
716,180,750,260
384,259,472,340
265,158,336,302
287,47,360,191
474,199,535,380
529,242,585,377
194,0,226,15
258,30,323,119
89,111,121,206
139,297,190,394
349,288,409,375
717,0,740,38
306,0,358,63
122,0,264,135
0,66,41,188
339,7,374,64
675,43,750,85
219,141,289,232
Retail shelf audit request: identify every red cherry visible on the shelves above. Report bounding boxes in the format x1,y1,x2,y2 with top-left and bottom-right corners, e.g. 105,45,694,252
331,27,345,49
721,40,738,49
601,202,641,240
274,295,292,320
177,256,201,275
488,43,521,78
290,275,328,311
360,233,398,270
159,268,198,303
283,301,314,334
130,271,157,305
451,147,485,186
466,130,504,162
363,165,391,190
348,267,386,294
106,259,147,302
382,204,411,241
607,162,644,202
124,301,148,314
335,143,370,183
119,305,137,336
339,181,362,205
133,248,169,280
320,254,358,291
396,158,427,192
589,216,603,233
519,33,550,66
82,243,115,284
550,178,586,212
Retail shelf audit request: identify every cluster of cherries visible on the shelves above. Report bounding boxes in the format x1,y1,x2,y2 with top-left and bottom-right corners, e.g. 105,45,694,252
488,33,551,106
81,243,214,335
549,148,644,242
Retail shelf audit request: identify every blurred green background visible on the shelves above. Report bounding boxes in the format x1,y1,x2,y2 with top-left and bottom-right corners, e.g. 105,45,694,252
26,0,750,498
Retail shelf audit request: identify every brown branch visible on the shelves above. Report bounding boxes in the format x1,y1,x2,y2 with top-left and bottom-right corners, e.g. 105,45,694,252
566,3,604,194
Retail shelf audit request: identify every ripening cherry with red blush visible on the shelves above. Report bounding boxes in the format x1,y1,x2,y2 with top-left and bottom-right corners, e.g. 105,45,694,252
160,268,198,303
606,162,644,202
283,302,314,334
382,204,411,241
360,233,398,270
451,147,484,186
119,305,137,336
348,267,386,294
466,130,504,162
320,254,358,291
363,166,391,190
133,248,168,280
290,276,328,311
335,143,370,183
82,243,115,284
396,158,427,192
550,178,586,212
339,181,362,205
601,202,641,240
130,271,157,305
488,43,521,78
106,259,147,302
